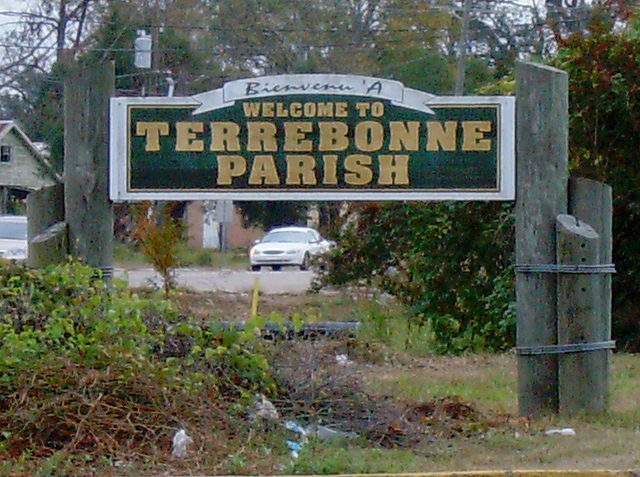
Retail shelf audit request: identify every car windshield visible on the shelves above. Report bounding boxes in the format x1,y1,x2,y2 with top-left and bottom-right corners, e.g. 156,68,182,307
0,221,27,240
261,231,307,243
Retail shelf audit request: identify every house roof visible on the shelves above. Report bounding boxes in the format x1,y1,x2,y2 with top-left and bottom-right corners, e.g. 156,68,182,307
0,120,61,183
0,121,12,136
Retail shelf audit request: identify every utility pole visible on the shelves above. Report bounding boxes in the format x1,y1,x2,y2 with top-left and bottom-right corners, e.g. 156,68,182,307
455,0,472,96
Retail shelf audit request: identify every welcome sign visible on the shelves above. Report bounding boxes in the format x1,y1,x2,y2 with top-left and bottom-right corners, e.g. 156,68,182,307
109,74,515,201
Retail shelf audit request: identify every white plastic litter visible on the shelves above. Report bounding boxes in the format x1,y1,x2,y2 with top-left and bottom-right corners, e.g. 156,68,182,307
336,354,353,366
544,427,576,437
286,440,303,458
285,420,308,438
308,424,358,440
253,393,280,422
171,429,194,459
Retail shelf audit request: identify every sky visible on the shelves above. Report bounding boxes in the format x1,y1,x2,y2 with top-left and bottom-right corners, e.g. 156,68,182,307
0,0,27,34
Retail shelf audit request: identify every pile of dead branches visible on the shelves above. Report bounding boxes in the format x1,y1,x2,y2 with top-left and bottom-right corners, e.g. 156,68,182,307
269,340,529,447
0,358,241,461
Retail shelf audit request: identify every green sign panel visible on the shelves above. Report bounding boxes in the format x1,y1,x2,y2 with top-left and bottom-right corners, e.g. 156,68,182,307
110,75,514,201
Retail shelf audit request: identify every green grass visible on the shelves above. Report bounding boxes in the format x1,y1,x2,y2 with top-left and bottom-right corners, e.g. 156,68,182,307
289,446,437,475
284,352,640,475
113,242,250,270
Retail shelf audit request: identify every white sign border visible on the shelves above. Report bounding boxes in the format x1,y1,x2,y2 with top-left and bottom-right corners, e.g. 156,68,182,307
110,82,515,202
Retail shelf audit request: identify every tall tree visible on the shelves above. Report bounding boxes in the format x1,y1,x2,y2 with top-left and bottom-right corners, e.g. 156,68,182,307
554,9,640,351
0,0,104,169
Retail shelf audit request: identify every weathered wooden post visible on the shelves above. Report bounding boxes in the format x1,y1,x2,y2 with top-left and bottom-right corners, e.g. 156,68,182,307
556,214,608,414
64,61,115,275
26,184,67,267
515,62,568,416
561,178,615,414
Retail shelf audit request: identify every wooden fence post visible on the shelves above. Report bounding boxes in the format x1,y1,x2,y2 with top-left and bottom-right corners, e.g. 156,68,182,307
556,214,609,414
515,62,569,416
26,184,66,267
566,178,614,412
64,61,115,274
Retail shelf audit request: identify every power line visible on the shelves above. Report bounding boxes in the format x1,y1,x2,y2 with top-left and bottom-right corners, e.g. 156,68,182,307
0,32,455,54
0,0,576,35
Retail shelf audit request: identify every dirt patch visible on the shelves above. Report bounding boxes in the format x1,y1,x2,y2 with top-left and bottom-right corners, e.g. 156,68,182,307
268,339,528,449
170,288,369,323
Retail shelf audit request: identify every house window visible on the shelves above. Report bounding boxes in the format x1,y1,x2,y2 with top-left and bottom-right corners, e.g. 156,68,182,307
0,145,10,163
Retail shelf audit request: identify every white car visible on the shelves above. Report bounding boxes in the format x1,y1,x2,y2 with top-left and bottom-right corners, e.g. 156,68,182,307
249,226,334,271
0,215,28,262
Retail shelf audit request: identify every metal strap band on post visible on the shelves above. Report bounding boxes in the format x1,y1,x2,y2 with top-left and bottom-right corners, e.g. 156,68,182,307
99,266,114,280
515,263,616,274
517,340,616,356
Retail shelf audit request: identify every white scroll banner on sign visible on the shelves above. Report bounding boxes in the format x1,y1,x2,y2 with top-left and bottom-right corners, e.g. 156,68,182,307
192,74,437,115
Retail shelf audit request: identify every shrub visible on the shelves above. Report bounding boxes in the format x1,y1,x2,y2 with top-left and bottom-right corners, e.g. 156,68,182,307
0,260,275,459
132,202,183,295
318,202,515,354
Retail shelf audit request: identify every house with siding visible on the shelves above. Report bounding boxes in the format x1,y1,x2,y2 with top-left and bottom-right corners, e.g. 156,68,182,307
0,120,59,213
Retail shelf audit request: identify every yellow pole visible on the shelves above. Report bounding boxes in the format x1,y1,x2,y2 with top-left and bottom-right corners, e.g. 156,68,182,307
251,277,260,318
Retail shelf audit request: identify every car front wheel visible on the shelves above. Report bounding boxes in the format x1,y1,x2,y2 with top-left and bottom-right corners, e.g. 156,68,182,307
251,265,261,271
300,253,310,271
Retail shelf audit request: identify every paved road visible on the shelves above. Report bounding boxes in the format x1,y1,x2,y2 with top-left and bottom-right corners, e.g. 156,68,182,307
115,267,315,294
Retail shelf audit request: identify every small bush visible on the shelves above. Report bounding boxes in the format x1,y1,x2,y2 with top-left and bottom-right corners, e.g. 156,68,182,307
132,202,183,295
318,202,515,354
0,260,275,461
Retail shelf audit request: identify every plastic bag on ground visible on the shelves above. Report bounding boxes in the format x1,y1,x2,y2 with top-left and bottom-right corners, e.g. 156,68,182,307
545,427,576,437
171,429,194,459
307,424,358,440
251,393,280,422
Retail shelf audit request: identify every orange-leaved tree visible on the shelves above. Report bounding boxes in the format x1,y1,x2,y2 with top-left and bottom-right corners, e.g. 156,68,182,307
132,202,184,295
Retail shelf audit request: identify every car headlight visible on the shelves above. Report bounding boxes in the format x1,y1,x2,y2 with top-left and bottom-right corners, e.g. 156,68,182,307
250,248,260,256
5,248,26,257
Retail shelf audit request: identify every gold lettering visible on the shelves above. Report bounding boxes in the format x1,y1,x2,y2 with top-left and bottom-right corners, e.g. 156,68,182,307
462,121,492,151
379,155,409,185
217,155,247,185
323,155,338,185
210,122,240,152
248,155,280,185
304,103,317,117
355,121,384,152
276,103,289,118
371,102,384,117
136,122,169,152
389,121,419,151
316,103,333,117
284,122,313,152
335,102,348,117
427,121,458,151
345,154,373,185
286,155,317,185
243,103,261,118
247,122,277,152
290,103,303,118
176,122,204,152
355,103,370,118
319,122,349,151
262,102,275,117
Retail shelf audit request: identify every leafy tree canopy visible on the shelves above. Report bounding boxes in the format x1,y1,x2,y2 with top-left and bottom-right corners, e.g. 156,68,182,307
554,10,640,350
